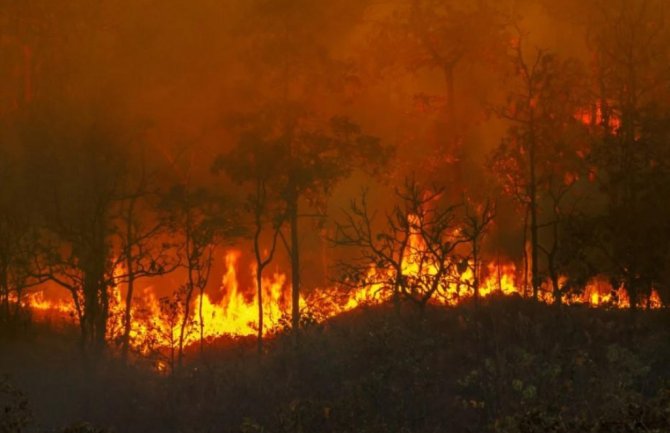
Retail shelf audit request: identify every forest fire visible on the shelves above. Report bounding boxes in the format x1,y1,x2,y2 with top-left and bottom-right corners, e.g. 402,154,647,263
20,248,662,353
4,1,670,432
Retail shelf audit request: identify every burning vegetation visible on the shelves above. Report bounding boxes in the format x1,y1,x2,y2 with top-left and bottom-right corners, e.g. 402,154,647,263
2,0,670,432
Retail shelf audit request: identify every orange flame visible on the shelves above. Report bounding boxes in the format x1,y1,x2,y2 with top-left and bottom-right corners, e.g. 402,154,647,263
21,248,664,352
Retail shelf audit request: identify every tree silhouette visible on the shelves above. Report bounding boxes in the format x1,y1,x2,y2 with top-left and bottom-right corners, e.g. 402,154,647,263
220,103,390,346
26,111,128,351
214,127,286,355
491,37,587,301
115,150,180,360
161,183,239,366
461,196,495,304
335,178,466,311
584,0,670,309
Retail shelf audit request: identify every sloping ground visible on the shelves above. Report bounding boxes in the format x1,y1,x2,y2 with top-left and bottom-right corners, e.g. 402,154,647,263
3,296,670,433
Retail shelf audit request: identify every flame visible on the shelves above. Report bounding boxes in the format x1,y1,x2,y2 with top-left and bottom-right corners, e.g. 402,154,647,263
20,291,72,314
21,246,664,353
576,102,621,131
192,250,290,337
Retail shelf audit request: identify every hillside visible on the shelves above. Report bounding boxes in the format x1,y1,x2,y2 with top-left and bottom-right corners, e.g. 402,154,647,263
3,298,670,433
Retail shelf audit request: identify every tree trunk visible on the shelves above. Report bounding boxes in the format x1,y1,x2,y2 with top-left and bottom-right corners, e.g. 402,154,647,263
122,270,134,360
528,116,540,301
178,270,193,369
253,201,265,356
521,209,530,298
289,193,300,347
83,260,106,350
122,201,136,361
97,281,109,350
472,239,480,305
256,263,264,355
198,283,204,358
178,211,194,368
529,203,539,300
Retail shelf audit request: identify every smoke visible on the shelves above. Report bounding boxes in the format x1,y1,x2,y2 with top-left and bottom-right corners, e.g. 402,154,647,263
3,0,666,300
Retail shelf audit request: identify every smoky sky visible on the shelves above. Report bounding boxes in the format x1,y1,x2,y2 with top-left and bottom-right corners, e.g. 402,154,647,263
1,0,654,300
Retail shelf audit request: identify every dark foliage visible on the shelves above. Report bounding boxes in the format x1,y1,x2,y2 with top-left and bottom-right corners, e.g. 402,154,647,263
3,300,670,433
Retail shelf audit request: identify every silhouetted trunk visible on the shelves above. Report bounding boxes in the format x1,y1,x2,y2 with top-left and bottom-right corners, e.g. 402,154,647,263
251,190,265,355
70,289,85,348
199,284,204,358
549,218,562,306
178,271,193,369
528,110,540,301
82,262,107,352
121,198,137,361
122,270,134,359
522,209,529,297
529,204,539,300
178,226,194,369
392,283,401,317
252,186,281,356
288,190,300,347
256,269,263,355
97,281,109,350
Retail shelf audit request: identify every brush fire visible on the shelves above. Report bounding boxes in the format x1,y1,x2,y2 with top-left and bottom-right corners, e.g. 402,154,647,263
2,1,670,432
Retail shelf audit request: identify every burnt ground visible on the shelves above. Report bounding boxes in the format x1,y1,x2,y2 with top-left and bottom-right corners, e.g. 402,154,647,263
3,296,670,433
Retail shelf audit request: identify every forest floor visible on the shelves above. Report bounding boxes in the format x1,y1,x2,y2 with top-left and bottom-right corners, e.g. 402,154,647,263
2,295,670,433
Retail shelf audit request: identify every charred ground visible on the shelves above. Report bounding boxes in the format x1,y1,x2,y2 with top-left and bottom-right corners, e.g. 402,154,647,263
3,298,670,433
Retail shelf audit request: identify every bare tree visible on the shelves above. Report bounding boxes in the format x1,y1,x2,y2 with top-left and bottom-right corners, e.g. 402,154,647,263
162,184,239,367
115,158,180,360
25,111,130,352
335,178,465,312
583,0,670,310
461,197,495,304
0,142,45,327
214,127,286,355
491,32,587,301
220,104,390,347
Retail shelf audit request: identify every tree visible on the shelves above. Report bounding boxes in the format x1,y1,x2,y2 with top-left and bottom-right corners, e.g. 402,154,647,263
582,0,670,309
461,196,495,304
221,103,391,345
335,178,466,311
20,104,136,352
0,129,43,327
115,151,180,360
228,0,392,346
161,183,239,366
214,129,286,355
491,35,587,301
535,175,596,305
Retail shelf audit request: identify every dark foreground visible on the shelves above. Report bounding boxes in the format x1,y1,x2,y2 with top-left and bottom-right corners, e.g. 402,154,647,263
3,297,670,433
